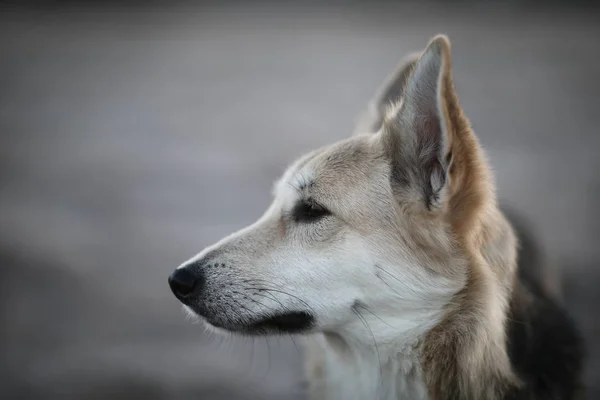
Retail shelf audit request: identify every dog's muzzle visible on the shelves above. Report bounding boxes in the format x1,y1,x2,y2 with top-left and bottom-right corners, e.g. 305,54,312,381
168,259,316,334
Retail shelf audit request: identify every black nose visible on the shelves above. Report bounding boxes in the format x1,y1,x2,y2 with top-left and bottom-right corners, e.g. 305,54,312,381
168,267,203,300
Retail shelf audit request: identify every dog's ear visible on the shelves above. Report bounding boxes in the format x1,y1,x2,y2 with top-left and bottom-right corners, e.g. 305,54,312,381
352,52,420,135
380,35,461,210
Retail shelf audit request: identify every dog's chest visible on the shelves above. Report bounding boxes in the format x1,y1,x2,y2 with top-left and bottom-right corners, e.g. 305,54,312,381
380,359,428,400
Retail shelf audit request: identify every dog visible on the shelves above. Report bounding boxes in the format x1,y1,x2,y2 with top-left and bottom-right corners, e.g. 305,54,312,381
168,35,583,399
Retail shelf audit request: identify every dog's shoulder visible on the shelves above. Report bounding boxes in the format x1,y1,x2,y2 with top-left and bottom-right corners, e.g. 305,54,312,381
505,257,585,399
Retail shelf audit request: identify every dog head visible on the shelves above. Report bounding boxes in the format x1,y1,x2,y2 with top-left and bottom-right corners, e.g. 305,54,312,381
169,36,494,345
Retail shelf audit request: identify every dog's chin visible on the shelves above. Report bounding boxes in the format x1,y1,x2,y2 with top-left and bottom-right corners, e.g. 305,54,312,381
191,308,315,335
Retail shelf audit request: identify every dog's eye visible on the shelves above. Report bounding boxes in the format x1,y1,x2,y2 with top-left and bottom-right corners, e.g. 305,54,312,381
292,200,331,223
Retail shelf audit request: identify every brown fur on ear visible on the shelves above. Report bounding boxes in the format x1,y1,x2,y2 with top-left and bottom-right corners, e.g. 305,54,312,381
431,35,493,241
416,35,520,400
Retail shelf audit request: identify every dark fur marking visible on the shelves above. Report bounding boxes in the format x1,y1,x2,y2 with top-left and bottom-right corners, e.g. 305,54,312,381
501,207,584,399
504,275,585,399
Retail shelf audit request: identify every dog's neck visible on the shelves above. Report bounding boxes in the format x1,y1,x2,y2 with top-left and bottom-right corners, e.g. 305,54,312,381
304,307,442,400
418,205,520,400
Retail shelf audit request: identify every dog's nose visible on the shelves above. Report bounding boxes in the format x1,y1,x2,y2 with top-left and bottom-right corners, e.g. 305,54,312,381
168,267,204,299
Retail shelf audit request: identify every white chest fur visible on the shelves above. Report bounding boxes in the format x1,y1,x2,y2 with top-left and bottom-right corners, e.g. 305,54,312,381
304,334,428,400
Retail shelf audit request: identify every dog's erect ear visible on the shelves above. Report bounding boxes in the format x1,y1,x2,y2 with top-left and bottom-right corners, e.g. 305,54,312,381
353,52,420,135
381,35,458,210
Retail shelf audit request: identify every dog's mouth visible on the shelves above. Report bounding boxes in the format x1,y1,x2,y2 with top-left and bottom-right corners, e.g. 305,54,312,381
202,310,315,335
240,311,315,334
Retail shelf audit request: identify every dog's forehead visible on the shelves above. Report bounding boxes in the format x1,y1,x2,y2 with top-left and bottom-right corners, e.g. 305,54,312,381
275,136,384,200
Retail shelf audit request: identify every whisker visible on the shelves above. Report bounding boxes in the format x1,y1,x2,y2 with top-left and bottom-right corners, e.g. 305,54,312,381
355,303,396,329
374,265,431,301
252,292,287,311
290,334,301,356
242,278,289,290
353,306,383,379
254,290,292,311
247,296,271,312
245,286,314,312
264,336,272,380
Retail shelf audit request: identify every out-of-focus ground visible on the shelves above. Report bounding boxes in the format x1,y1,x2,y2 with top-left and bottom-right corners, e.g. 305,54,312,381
1,2,599,399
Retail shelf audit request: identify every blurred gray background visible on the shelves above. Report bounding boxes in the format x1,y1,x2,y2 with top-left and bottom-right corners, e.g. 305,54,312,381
1,1,599,399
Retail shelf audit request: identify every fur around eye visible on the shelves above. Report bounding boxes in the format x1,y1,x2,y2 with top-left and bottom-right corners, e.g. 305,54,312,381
292,200,331,223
